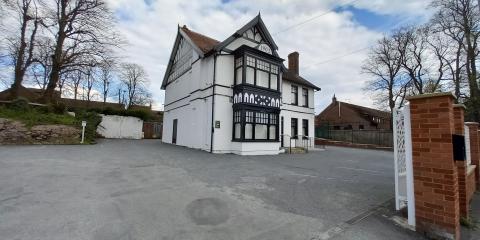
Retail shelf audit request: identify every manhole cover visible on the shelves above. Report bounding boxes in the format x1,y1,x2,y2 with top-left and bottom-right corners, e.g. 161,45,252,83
186,198,229,226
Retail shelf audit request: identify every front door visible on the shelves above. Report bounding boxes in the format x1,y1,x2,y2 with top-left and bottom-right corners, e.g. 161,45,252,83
172,119,178,144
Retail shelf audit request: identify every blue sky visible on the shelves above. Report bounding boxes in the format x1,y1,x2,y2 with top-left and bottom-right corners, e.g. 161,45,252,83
336,6,398,31
1,0,434,112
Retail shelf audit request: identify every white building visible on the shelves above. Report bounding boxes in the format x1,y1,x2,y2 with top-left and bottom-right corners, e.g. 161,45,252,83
161,14,321,155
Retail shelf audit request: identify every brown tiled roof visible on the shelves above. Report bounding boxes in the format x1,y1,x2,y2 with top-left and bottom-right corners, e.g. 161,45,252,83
340,101,391,119
179,25,320,91
181,26,220,54
282,69,321,90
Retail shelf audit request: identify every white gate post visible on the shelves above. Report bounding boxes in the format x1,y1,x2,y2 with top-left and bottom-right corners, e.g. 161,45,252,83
465,124,471,166
393,109,401,211
404,104,415,226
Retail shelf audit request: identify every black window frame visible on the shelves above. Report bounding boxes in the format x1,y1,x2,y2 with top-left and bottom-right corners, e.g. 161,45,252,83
291,118,298,138
291,85,298,105
302,88,308,107
234,54,280,92
232,108,279,142
302,119,309,138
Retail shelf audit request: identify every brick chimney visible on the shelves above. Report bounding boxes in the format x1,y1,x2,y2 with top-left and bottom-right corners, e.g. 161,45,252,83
288,52,299,75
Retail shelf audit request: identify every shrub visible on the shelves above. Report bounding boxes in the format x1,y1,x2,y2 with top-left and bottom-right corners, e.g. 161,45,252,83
89,107,152,121
75,110,102,144
8,98,30,112
51,101,67,114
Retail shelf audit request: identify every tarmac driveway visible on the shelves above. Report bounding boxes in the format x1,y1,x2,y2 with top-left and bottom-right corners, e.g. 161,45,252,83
0,140,423,240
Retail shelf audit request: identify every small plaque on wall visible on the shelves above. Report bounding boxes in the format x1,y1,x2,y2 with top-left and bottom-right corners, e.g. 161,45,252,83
215,121,221,129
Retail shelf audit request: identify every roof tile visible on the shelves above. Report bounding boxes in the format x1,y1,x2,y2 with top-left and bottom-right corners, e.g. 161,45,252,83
181,26,219,54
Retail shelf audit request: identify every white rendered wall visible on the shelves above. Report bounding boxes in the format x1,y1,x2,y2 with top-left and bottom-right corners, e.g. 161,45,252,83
162,55,214,151
162,34,316,154
97,115,144,139
280,80,316,148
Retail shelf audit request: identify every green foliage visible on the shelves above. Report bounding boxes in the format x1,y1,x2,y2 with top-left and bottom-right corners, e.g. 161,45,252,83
64,106,153,121
0,106,76,127
51,101,67,114
460,216,478,230
8,98,30,112
85,107,152,121
74,110,102,144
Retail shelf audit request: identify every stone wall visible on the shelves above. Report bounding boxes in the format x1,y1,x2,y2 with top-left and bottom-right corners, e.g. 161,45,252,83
0,118,81,145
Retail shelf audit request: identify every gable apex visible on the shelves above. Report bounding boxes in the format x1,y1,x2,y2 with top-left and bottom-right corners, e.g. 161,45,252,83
214,14,279,52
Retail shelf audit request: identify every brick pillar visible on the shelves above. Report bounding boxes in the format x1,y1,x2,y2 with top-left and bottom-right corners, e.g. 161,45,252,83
465,123,479,191
465,123,479,188
408,93,460,240
452,105,465,135
453,105,469,219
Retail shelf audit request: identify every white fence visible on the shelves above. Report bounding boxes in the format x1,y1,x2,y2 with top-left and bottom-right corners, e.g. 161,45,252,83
97,115,144,139
393,104,415,226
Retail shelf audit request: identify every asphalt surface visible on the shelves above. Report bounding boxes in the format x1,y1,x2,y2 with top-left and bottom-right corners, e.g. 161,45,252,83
0,140,428,239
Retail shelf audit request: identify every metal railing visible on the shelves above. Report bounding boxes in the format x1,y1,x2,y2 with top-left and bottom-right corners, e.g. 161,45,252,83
281,134,313,154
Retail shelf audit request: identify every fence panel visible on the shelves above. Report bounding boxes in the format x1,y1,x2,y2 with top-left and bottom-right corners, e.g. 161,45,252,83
317,129,393,147
143,122,163,139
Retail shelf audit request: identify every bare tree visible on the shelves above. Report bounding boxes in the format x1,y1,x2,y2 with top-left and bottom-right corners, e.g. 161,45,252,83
432,0,480,120
67,70,84,100
84,66,97,102
98,59,115,103
430,11,467,100
5,0,41,99
119,63,150,109
42,0,121,103
362,34,408,116
399,27,430,94
29,37,52,89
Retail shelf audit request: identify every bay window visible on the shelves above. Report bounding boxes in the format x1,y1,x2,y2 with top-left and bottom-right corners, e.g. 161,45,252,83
235,55,279,91
233,109,279,142
234,57,243,85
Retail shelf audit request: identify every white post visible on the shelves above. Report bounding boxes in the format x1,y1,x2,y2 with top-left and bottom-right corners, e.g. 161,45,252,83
465,124,471,166
81,121,86,144
393,108,400,211
404,104,415,227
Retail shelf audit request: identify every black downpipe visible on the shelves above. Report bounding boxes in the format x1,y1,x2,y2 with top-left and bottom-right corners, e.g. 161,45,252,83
210,54,217,153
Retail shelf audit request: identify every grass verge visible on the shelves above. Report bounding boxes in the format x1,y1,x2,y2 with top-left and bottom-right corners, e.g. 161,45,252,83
0,106,76,127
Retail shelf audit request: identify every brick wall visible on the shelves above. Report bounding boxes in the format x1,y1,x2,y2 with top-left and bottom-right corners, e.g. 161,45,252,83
465,123,479,203
453,105,469,219
466,168,476,205
407,93,460,240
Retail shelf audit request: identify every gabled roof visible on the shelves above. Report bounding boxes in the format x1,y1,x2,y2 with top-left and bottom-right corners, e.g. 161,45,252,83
282,67,321,91
322,101,391,119
180,26,219,54
214,13,278,52
341,102,391,119
162,14,320,91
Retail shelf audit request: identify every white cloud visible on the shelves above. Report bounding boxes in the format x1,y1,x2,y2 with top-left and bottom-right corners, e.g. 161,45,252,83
2,0,434,112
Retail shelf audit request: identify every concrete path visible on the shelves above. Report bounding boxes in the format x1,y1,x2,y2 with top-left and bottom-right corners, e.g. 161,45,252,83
461,192,480,240
0,140,424,239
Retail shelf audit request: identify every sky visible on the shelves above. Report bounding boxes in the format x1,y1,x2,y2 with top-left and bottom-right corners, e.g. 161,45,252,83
2,0,435,113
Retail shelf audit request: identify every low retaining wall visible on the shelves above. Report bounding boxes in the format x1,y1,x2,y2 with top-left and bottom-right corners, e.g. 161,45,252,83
97,115,143,139
0,118,80,144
